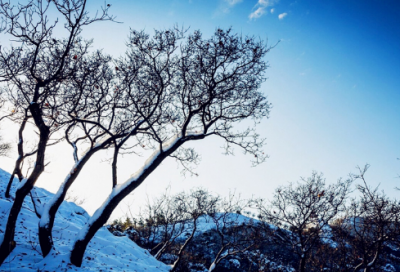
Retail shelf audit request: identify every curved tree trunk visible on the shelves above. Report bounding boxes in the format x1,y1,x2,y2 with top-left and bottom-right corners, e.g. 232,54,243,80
70,137,186,267
0,102,49,266
154,241,170,260
38,140,112,257
154,223,185,260
5,116,28,198
0,181,33,263
30,191,42,219
364,244,381,272
208,246,226,271
171,219,198,272
39,122,141,257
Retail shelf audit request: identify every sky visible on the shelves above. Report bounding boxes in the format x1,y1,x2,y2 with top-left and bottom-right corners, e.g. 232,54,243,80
0,0,399,220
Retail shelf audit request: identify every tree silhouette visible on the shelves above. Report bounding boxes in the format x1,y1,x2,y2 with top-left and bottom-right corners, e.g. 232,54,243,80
69,27,271,266
0,0,114,264
255,173,352,272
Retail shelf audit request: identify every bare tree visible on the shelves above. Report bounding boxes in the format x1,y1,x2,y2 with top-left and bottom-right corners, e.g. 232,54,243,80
0,133,10,156
4,109,32,198
39,25,186,257
207,193,259,271
144,191,188,260
169,188,219,272
1,1,271,266
255,172,352,272
65,190,86,206
0,0,114,264
68,27,270,267
0,95,11,157
344,165,400,272
119,189,188,260
36,48,124,257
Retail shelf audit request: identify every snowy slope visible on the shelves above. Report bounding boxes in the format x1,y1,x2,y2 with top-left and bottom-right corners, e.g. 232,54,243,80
176,213,257,240
0,168,170,272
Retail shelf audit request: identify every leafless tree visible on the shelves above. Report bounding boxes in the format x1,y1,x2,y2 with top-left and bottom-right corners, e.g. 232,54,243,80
69,26,271,267
0,1,270,267
147,193,187,260
65,190,86,206
344,165,400,272
0,134,10,156
255,172,352,272
0,95,11,157
169,188,219,272
207,192,260,271
39,25,187,258
37,48,126,257
0,0,114,264
123,189,188,260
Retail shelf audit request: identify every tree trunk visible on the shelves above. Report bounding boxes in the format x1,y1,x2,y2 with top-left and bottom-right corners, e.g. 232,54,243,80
154,241,170,260
70,137,185,267
0,181,33,264
5,116,28,198
299,256,306,272
29,191,42,219
38,142,110,257
171,218,198,272
364,244,381,272
209,246,226,271
0,102,49,265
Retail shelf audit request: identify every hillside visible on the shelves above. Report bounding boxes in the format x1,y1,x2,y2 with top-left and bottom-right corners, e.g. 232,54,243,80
108,213,297,272
0,168,170,272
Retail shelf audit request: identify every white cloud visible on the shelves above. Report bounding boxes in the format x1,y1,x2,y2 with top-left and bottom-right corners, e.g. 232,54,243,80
221,0,243,14
225,0,243,6
258,0,279,6
249,7,266,19
278,12,287,19
270,8,275,13
249,0,279,20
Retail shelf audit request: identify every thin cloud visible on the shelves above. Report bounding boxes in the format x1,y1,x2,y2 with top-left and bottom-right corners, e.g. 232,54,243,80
249,0,279,20
258,0,278,6
225,0,243,5
249,7,266,19
278,12,287,19
221,0,243,14
270,8,275,13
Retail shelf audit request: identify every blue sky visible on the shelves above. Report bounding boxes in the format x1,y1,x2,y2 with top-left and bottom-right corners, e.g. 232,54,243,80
1,0,399,218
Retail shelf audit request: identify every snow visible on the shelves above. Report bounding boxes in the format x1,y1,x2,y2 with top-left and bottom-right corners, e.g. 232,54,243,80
75,133,184,242
248,251,295,272
229,259,240,268
320,225,338,248
0,168,170,271
209,262,216,271
16,178,28,190
39,158,85,228
132,213,260,245
193,213,254,234
382,263,396,272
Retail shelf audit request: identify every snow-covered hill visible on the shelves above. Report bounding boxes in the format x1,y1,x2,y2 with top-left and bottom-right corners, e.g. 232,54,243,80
0,168,170,272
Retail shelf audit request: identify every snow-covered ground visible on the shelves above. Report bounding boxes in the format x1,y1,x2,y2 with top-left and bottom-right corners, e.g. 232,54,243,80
175,212,257,239
0,168,170,272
